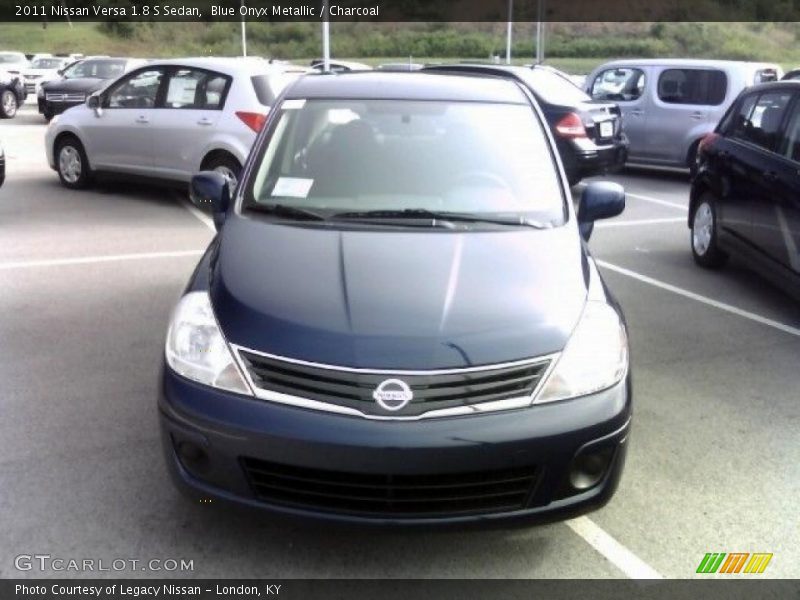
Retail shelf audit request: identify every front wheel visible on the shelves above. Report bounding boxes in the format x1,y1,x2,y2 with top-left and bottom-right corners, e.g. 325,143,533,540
691,193,728,268
56,136,92,189
205,154,242,191
0,90,18,118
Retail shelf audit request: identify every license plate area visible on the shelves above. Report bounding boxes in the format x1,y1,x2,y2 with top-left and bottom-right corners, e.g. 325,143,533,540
599,121,614,138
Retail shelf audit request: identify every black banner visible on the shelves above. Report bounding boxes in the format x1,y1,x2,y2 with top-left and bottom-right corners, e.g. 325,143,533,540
2,580,800,600
4,0,800,22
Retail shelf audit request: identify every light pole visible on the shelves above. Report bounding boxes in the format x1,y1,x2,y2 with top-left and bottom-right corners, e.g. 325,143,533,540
322,0,330,72
240,0,247,56
505,0,513,64
535,0,545,64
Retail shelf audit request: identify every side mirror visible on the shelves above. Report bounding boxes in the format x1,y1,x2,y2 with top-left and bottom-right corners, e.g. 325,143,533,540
190,171,230,231
577,181,625,241
86,93,102,114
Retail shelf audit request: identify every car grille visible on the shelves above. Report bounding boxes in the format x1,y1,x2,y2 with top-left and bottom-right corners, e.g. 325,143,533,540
45,93,85,103
241,457,538,518
237,350,552,418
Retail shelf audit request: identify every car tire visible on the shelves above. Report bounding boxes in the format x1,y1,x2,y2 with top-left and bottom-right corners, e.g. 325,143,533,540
55,136,91,189
691,193,728,268
204,154,242,191
0,90,18,118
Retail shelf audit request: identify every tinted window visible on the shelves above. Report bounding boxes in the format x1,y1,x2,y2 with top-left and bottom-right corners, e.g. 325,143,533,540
32,58,63,69
164,68,230,109
520,68,590,105
106,69,163,109
657,69,727,105
723,93,758,139
246,100,565,224
251,72,304,106
591,68,645,102
777,96,800,161
732,91,792,152
64,59,126,80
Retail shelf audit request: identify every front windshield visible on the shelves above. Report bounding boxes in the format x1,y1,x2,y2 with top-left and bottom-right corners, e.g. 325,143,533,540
64,60,126,79
32,58,63,69
0,53,25,64
245,98,565,225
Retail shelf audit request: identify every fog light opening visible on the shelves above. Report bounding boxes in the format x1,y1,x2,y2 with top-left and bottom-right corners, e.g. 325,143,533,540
569,446,614,491
176,440,208,469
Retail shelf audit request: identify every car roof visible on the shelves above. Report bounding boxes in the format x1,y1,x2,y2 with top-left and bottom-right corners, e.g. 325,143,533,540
285,71,529,103
737,80,800,94
592,58,780,69
143,56,311,76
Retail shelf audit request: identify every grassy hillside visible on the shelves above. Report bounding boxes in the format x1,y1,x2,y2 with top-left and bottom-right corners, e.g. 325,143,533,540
2,22,799,74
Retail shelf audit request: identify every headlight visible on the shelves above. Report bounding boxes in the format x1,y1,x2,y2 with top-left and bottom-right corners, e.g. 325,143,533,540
535,302,628,403
165,291,252,395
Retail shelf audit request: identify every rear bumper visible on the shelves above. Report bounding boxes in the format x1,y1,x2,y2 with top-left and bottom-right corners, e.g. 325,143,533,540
560,135,629,179
159,364,632,527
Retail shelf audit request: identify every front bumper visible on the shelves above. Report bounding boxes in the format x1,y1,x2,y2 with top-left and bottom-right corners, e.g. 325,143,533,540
159,365,631,526
38,98,81,116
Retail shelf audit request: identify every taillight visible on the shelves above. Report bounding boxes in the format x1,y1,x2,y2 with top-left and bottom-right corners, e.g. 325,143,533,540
236,111,267,133
555,112,588,138
698,132,719,155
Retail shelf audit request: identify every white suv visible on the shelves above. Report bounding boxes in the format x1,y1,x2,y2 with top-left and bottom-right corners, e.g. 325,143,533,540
46,57,308,190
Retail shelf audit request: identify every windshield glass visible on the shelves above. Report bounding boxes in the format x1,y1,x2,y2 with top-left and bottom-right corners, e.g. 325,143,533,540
32,58,63,69
63,60,126,79
244,99,565,225
0,53,25,64
521,69,590,104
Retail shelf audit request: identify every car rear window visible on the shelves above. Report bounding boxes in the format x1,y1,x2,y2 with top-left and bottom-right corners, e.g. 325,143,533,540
520,69,591,105
657,69,727,105
732,91,793,152
245,99,565,225
251,72,304,106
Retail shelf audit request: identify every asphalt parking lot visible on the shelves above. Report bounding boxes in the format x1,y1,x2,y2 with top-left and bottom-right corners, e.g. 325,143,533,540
1,102,798,580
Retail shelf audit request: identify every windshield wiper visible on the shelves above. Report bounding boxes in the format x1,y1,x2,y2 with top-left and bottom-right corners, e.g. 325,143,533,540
247,203,327,221
332,209,550,229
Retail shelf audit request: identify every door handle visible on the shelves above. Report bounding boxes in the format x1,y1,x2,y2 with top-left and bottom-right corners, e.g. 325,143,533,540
690,112,704,120
630,109,644,116
197,117,213,126
135,115,149,124
762,170,779,182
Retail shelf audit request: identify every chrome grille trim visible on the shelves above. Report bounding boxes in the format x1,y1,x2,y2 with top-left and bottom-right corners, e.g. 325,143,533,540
231,344,559,421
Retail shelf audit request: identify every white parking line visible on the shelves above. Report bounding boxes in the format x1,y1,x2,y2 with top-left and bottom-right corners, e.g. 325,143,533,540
179,194,217,232
0,250,204,271
626,192,688,212
596,217,685,229
566,517,664,579
597,260,800,338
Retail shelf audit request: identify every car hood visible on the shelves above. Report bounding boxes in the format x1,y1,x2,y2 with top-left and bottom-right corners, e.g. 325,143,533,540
42,78,106,92
210,216,589,370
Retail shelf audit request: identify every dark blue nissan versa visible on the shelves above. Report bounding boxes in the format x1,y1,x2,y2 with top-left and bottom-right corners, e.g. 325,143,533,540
159,72,631,526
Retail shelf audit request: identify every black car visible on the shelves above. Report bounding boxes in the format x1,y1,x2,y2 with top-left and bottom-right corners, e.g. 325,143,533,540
0,140,5,186
782,69,800,81
0,72,26,118
690,81,800,297
159,72,631,526
424,64,628,186
38,57,142,121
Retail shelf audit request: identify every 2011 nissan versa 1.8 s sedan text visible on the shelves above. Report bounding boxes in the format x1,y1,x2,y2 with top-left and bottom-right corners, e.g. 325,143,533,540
160,72,631,526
